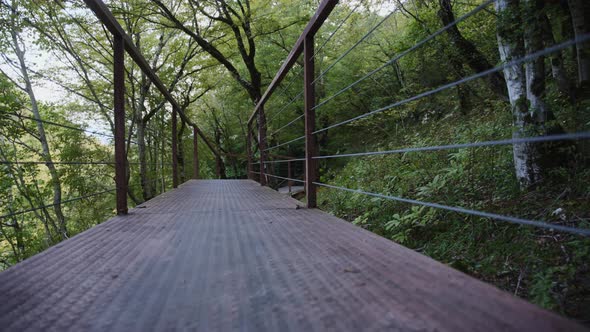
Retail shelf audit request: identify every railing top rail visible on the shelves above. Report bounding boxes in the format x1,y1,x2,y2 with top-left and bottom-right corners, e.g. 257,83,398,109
83,0,220,158
247,0,338,125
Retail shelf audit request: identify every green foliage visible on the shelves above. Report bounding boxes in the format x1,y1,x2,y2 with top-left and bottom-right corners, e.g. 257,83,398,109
319,105,590,317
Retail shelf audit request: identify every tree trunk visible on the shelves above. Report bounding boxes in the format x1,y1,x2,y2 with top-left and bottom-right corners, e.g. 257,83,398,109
568,0,590,87
213,126,227,179
257,104,268,180
10,13,68,239
138,120,153,200
439,0,507,99
541,14,573,99
496,0,542,188
178,120,186,183
524,0,548,124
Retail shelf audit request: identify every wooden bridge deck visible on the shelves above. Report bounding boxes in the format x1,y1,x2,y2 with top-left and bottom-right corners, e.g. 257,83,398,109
0,180,583,331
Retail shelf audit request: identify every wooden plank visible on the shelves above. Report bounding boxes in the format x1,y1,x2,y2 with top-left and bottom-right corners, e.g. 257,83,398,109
0,180,584,331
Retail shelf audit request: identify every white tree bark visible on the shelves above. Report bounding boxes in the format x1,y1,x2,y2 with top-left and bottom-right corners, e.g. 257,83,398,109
496,0,542,188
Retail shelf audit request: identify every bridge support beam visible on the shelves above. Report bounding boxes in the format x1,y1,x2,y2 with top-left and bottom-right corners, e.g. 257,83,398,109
172,106,178,188
113,35,128,215
304,35,317,208
193,126,199,179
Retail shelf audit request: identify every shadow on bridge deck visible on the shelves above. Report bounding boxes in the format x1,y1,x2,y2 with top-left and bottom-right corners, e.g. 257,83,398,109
0,180,583,331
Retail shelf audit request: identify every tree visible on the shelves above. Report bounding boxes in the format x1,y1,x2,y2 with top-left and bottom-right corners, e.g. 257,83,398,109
568,0,590,88
0,0,68,239
148,0,310,176
437,0,507,99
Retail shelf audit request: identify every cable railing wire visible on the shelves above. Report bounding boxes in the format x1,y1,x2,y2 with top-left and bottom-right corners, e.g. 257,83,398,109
4,112,119,141
0,188,117,220
312,0,496,111
261,157,306,164
251,157,305,164
275,65,304,101
314,182,590,237
1,161,116,165
314,132,590,159
269,90,305,123
312,3,361,59
264,135,306,152
313,34,590,135
269,114,304,137
312,9,396,85
265,173,305,184
0,161,174,166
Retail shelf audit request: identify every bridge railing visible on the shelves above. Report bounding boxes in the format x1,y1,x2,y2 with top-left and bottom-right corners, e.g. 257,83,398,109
84,0,221,214
1,0,219,229
247,0,590,237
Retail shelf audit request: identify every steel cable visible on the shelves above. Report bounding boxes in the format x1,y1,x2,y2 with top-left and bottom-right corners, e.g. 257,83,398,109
314,132,590,159
313,3,361,59
313,34,590,135
312,0,496,111
312,9,396,85
269,90,305,123
264,135,305,152
314,182,590,236
269,114,304,137
265,173,305,183
3,112,119,141
0,188,117,219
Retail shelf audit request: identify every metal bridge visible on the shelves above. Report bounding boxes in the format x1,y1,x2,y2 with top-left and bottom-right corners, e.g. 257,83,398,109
1,0,589,331
0,180,584,331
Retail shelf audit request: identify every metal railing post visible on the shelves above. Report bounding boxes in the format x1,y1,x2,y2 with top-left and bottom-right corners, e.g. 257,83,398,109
258,115,267,186
288,160,293,193
193,126,199,179
247,122,253,180
304,35,317,208
113,34,128,215
172,106,179,188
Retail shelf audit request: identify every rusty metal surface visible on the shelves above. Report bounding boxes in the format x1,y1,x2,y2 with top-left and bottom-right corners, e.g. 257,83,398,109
0,180,584,331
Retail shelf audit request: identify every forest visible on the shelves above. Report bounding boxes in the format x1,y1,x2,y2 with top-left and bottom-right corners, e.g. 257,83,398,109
0,0,589,322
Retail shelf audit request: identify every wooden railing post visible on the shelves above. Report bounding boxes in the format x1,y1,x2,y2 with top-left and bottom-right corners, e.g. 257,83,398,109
304,35,317,208
246,122,253,180
113,34,127,215
172,106,178,188
193,126,199,179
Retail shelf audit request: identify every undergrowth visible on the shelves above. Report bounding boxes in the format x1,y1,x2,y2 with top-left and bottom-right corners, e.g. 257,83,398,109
318,107,590,321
